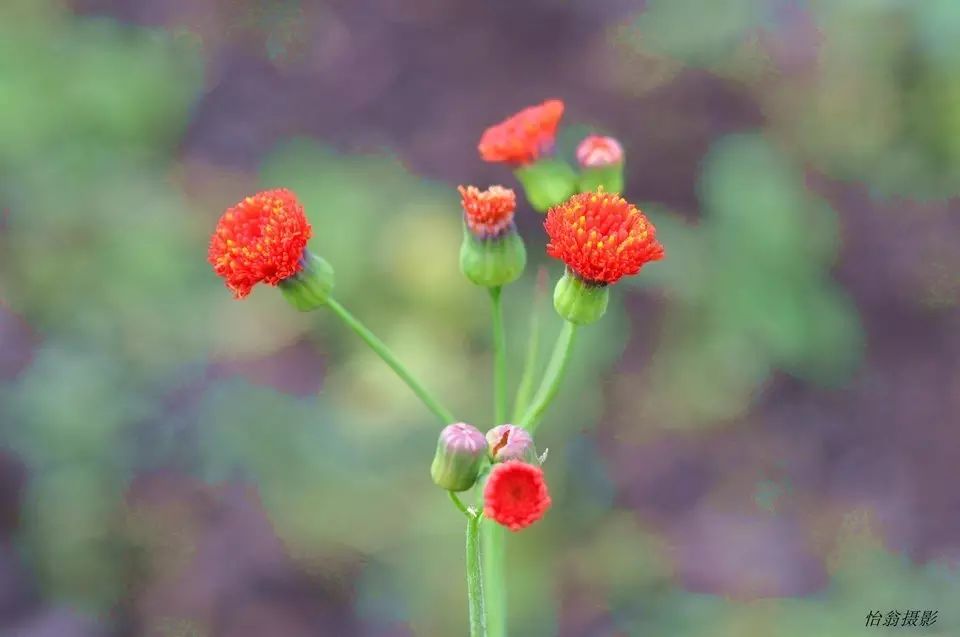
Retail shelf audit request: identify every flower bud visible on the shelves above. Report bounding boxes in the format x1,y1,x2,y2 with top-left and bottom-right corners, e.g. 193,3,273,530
431,423,488,492
486,424,537,464
458,186,526,287
576,136,624,194
514,159,579,213
553,269,609,325
278,250,335,312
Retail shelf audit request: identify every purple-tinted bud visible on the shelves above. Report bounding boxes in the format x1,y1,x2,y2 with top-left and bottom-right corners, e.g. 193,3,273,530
486,424,537,464
576,135,624,168
431,423,488,492
576,135,625,194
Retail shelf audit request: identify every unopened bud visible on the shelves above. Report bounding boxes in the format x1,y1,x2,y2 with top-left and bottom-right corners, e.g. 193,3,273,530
486,424,537,464
431,423,488,492
576,136,624,194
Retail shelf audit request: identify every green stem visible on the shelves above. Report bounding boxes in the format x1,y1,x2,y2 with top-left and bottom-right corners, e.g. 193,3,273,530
449,491,471,518
490,287,507,425
467,513,488,637
481,521,506,637
519,321,578,433
512,272,548,422
326,297,455,425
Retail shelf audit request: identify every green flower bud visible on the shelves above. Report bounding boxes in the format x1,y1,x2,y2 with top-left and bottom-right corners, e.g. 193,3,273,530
457,185,526,287
553,269,609,325
431,423,488,492
459,228,526,288
514,159,578,212
278,250,335,311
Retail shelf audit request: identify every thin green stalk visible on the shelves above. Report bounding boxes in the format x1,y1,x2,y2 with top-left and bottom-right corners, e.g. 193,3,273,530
449,491,471,518
490,286,507,425
512,270,548,422
519,321,578,433
325,297,455,425
481,521,506,637
467,513,488,637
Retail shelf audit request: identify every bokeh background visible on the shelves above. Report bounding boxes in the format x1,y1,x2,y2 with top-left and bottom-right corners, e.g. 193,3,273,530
1,0,959,635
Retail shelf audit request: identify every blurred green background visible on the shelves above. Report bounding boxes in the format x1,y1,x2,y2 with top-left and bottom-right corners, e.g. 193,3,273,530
1,0,959,635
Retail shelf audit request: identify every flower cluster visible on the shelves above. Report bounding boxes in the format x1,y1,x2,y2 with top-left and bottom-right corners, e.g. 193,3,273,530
208,189,311,299
431,422,551,531
478,99,564,166
544,188,664,285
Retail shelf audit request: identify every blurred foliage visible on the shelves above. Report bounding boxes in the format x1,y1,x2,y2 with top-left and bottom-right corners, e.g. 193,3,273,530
631,134,862,427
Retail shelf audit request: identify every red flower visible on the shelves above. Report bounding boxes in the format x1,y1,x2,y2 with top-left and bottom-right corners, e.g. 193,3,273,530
458,185,517,238
576,135,624,167
478,99,564,166
544,188,664,285
208,189,312,299
483,461,551,532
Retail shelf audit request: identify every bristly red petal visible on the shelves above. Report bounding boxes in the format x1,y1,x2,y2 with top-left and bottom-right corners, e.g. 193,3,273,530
458,185,517,238
208,188,312,299
478,100,565,166
544,188,664,285
483,460,551,531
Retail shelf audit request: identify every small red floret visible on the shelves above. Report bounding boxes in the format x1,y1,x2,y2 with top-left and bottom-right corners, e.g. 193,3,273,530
478,99,564,166
544,188,664,285
208,188,311,299
483,461,551,532
458,185,517,237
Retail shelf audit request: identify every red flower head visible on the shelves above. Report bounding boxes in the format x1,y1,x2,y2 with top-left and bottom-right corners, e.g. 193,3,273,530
208,188,312,299
483,460,551,532
576,135,624,168
478,99,565,166
458,185,517,238
544,188,664,285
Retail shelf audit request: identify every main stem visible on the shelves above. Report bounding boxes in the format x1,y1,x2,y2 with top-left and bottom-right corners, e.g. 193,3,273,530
325,297,455,425
520,321,578,433
466,513,487,637
490,287,507,425
485,286,510,636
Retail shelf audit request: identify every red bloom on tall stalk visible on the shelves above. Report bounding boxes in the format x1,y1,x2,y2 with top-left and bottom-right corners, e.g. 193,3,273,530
208,188,312,299
544,188,664,285
458,185,517,238
478,99,565,166
483,460,552,531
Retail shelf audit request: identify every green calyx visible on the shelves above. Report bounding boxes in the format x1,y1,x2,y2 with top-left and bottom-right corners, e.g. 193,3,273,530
553,269,609,325
514,158,578,212
279,250,335,311
459,226,526,288
578,163,624,194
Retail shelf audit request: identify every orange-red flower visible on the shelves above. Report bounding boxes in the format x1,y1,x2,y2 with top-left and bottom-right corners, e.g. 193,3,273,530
544,188,664,285
458,185,517,238
483,460,551,532
478,99,564,166
576,135,624,167
208,188,312,299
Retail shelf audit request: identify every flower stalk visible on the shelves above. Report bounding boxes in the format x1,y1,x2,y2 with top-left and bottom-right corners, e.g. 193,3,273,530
325,297,455,425
466,511,488,637
520,320,578,433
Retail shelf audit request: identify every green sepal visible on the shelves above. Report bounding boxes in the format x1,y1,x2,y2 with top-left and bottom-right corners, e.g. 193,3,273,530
578,163,624,194
278,250,335,311
459,226,526,288
553,269,609,325
514,158,578,212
